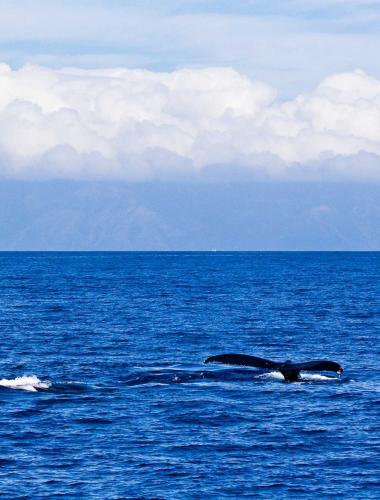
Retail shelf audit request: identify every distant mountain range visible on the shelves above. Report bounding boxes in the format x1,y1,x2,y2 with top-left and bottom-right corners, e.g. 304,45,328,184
0,180,379,250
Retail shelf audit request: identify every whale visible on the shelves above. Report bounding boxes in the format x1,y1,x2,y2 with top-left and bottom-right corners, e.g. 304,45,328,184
204,353,343,382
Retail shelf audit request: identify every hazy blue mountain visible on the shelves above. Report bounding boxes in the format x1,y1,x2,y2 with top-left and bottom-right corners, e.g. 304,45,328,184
0,180,379,250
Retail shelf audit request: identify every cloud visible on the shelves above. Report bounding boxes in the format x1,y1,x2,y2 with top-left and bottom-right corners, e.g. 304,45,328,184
1,1,380,97
0,63,379,181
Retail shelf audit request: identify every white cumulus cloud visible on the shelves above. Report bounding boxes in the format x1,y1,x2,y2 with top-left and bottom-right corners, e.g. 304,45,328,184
0,63,379,181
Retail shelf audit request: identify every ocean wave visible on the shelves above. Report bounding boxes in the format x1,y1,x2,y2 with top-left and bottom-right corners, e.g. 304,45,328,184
124,367,344,387
0,376,51,392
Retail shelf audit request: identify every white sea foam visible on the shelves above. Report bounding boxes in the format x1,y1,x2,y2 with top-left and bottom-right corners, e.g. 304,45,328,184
257,371,285,380
300,373,336,381
257,372,337,382
0,376,51,392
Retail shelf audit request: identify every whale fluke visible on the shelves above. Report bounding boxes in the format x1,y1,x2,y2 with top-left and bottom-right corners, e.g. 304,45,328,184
204,353,343,382
289,360,343,373
205,354,279,370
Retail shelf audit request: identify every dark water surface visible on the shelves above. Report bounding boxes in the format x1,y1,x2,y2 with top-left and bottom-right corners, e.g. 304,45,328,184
0,252,379,498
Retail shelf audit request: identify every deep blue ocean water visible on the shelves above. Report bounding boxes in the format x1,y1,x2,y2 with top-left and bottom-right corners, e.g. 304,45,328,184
0,252,379,499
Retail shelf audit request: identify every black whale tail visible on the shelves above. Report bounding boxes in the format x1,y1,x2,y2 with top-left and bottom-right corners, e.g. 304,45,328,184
279,367,301,382
204,354,343,382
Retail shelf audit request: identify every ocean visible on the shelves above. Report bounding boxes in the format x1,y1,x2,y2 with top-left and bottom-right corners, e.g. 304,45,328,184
0,252,379,498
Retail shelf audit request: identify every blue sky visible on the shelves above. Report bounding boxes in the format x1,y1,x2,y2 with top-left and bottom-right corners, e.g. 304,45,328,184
0,0,379,182
1,0,380,96
0,1,379,249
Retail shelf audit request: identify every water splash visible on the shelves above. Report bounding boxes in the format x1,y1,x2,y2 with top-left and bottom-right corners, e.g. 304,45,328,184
300,373,338,381
257,371,285,380
0,376,51,392
257,371,340,382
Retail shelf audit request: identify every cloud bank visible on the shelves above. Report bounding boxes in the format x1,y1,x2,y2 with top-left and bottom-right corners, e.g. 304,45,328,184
2,0,380,98
0,63,379,181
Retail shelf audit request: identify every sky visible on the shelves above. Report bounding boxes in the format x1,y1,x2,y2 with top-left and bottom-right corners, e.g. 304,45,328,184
0,0,379,182
1,0,380,94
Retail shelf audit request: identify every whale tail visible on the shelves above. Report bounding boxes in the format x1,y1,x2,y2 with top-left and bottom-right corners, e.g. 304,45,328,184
278,367,301,382
204,354,343,382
